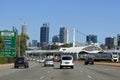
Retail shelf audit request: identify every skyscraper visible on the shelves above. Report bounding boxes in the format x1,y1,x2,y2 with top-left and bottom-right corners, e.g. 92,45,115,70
86,34,97,45
52,35,59,43
22,22,27,35
32,40,37,47
105,37,114,49
40,23,49,48
117,34,120,47
59,27,68,43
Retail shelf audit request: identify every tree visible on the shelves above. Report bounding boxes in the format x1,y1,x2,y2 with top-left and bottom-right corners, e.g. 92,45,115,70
51,44,59,50
0,36,8,64
0,36,5,51
61,44,72,47
16,33,29,56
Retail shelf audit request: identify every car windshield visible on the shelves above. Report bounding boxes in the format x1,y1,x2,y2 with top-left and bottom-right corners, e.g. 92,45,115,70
62,57,72,60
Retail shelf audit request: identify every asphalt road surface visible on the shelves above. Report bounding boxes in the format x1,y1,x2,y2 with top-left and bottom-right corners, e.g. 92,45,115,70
0,61,120,80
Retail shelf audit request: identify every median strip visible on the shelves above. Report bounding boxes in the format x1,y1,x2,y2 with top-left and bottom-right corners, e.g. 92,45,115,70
95,62,120,67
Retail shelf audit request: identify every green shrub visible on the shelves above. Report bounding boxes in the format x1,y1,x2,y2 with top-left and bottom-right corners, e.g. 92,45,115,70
0,57,8,64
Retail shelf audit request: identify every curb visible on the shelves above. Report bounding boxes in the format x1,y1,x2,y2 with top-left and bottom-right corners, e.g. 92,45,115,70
0,63,14,67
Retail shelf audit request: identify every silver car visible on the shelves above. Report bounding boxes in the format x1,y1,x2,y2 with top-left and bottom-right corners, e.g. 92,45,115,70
44,59,54,67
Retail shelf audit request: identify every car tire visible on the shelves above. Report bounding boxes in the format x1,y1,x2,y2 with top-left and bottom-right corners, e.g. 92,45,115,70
60,66,62,69
27,65,29,68
85,63,87,65
71,66,74,69
14,65,17,68
91,62,94,65
25,66,27,68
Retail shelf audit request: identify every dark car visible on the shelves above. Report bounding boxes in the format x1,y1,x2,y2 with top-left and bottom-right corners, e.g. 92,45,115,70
14,57,29,68
84,58,94,65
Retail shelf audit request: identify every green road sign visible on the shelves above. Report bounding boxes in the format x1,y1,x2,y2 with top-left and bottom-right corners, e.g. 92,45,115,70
0,31,16,57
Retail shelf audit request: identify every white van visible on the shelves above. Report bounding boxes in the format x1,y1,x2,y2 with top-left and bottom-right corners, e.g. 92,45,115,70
60,55,74,69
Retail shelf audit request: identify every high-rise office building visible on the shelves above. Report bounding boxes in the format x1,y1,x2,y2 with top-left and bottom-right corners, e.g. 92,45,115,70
105,34,120,50
22,22,27,35
32,40,37,47
105,37,114,47
117,34,120,47
59,27,68,43
86,34,97,45
40,23,49,47
52,35,59,43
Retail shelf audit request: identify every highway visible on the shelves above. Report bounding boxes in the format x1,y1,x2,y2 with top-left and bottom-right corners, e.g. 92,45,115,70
0,61,120,80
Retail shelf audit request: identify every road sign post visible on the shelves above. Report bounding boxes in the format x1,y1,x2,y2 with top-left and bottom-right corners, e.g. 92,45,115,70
0,31,16,57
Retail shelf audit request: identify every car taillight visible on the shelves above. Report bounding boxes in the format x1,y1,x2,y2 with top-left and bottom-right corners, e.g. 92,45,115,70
24,59,27,63
60,61,62,64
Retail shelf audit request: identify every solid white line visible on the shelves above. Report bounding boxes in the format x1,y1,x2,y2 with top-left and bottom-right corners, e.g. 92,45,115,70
40,76,44,79
88,75,92,78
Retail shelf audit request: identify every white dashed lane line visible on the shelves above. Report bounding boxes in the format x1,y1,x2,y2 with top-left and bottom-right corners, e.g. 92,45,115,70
88,75,92,79
40,76,44,79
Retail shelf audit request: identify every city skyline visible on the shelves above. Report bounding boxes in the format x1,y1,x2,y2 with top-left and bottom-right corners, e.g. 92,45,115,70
0,0,120,44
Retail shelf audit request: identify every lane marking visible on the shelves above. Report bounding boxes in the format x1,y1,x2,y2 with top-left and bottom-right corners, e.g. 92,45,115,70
88,75,92,78
40,76,44,79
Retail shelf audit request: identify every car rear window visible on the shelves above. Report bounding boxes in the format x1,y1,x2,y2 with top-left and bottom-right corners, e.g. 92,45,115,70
46,59,53,61
62,57,72,60
87,58,93,61
16,57,24,61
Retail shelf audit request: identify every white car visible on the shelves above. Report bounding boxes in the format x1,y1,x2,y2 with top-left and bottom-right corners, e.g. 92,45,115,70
39,59,45,63
60,55,74,69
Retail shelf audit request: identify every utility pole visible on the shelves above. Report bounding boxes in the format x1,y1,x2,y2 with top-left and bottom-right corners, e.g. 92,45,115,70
18,35,20,57
73,28,75,47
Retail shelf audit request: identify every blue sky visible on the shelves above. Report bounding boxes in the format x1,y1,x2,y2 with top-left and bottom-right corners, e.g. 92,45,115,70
0,0,120,44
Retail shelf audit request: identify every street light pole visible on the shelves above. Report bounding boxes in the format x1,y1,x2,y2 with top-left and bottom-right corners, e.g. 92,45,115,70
18,35,20,57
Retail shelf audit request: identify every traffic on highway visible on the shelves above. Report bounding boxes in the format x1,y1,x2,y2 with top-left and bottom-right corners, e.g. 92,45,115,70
0,56,120,80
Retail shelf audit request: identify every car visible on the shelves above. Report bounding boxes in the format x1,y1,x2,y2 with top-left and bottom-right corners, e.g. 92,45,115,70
84,58,94,65
14,57,29,68
60,55,74,69
53,58,58,62
39,58,45,63
44,59,54,67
